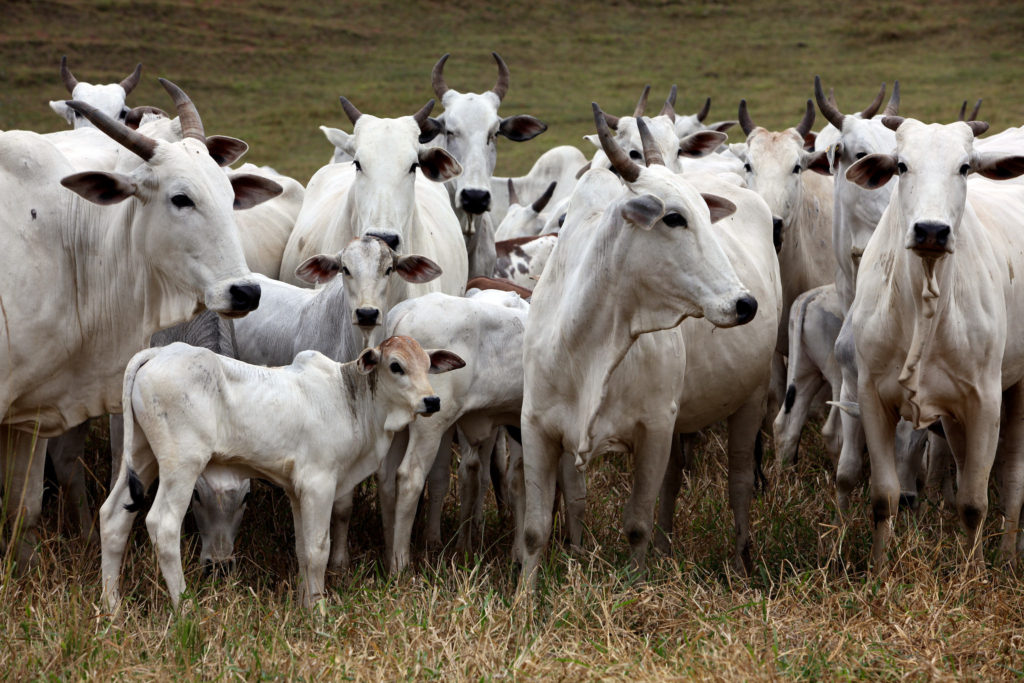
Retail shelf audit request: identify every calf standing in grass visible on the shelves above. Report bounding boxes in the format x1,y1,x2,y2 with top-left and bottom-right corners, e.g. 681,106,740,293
99,336,463,611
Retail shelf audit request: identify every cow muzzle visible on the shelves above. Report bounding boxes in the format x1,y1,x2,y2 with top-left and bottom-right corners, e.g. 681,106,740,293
201,557,237,578
354,307,381,327
419,395,441,415
460,188,491,215
910,221,952,256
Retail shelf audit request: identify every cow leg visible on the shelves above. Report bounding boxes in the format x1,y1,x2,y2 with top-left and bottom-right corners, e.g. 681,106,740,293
490,428,510,519
424,427,455,549
1,426,47,572
519,424,562,589
997,383,1024,566
327,488,352,571
109,414,125,488
507,435,526,566
654,433,691,555
773,370,826,471
297,483,334,608
375,429,409,570
820,356,844,464
767,350,786,429
953,397,1001,568
622,428,674,573
834,379,866,516
858,385,899,572
391,421,449,573
145,460,203,610
48,421,94,541
455,426,498,557
557,451,586,549
727,393,764,577
925,433,957,508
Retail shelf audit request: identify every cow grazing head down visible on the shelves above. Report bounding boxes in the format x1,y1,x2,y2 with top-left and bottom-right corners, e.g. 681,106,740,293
190,466,250,576
58,79,283,318
430,52,547,217
846,117,1024,258
49,55,142,128
589,103,756,328
295,235,442,345
357,335,465,431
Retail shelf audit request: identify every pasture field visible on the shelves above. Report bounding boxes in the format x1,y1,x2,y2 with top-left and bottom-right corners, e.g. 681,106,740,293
3,0,1024,679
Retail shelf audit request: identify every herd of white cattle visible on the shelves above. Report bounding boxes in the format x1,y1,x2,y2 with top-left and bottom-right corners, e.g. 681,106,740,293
2,53,1024,611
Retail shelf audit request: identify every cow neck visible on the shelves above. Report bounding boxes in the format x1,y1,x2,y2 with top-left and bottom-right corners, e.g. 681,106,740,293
297,282,363,362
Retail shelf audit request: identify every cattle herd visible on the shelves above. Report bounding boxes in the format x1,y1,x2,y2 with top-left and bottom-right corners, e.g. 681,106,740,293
2,53,1023,613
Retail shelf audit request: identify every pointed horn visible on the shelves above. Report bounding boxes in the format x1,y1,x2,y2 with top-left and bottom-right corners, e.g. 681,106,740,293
795,99,815,137
491,52,509,101
412,98,435,124
603,112,620,130
957,100,967,122
531,181,557,213
60,55,79,93
120,63,142,94
431,53,451,100
826,87,838,109
860,82,886,118
338,96,363,125
882,80,900,116
159,78,205,142
696,96,711,122
124,105,168,130
814,76,845,129
637,116,664,167
507,178,520,206
65,100,157,161
969,98,982,122
738,99,756,136
633,85,651,118
593,102,640,183
659,85,677,121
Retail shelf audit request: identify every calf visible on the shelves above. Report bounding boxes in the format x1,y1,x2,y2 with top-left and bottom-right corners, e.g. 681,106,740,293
493,234,557,290
99,336,464,610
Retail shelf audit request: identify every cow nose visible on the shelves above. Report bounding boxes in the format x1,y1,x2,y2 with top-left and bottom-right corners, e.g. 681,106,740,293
912,221,951,254
772,217,783,253
423,396,441,414
355,308,380,327
460,189,491,215
201,558,236,578
735,295,758,325
229,283,261,312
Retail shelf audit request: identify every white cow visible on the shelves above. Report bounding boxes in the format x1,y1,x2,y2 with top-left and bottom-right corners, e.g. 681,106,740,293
494,180,557,241
48,56,141,128
489,145,589,226
0,81,280,565
99,336,464,610
844,116,1024,568
518,107,776,586
281,98,467,303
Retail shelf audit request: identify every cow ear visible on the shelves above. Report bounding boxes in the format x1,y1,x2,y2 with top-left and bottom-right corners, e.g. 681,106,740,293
61,172,138,205
802,149,832,176
846,153,898,189
802,131,817,151
621,194,665,231
971,153,1024,181
230,173,283,210
427,349,466,374
418,117,444,144
356,347,380,374
418,147,462,182
395,255,443,284
206,135,248,167
50,100,74,125
827,141,844,172
582,133,600,148
320,126,355,157
708,120,738,133
498,115,548,142
295,254,341,285
678,130,728,158
701,193,737,224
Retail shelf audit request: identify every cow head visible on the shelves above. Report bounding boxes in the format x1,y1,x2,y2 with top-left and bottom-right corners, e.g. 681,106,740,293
495,179,557,240
49,56,142,129
847,117,1024,259
295,236,442,347
587,103,756,329
58,79,282,318
429,53,547,219
356,335,465,431
190,467,250,576
665,87,737,139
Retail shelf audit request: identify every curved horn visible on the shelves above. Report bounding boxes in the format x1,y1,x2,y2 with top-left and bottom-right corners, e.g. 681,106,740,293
431,53,451,100
738,99,756,136
633,84,651,118
120,63,142,94
507,178,520,206
531,181,557,213
696,96,711,122
636,116,664,167
338,96,363,126
603,112,620,130
826,87,838,109
969,98,983,122
593,102,640,183
957,100,967,122
492,52,510,101
124,105,168,130
814,75,845,129
159,78,205,142
413,98,435,125
860,82,886,118
659,84,677,121
65,100,157,161
795,99,816,137
882,80,900,116
60,55,79,93
966,120,989,137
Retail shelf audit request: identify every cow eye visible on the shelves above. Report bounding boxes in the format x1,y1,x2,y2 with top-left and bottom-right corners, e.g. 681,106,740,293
959,163,970,176
663,213,688,228
385,266,394,275
897,161,908,175
353,160,362,172
409,162,419,174
118,110,127,120
192,489,202,504
855,152,867,159
792,164,801,174
743,163,753,173
242,491,252,505
341,266,351,276
629,150,643,160
171,194,195,209
389,362,404,375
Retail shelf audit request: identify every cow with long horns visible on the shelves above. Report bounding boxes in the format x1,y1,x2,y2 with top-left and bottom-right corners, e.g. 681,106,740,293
48,55,142,128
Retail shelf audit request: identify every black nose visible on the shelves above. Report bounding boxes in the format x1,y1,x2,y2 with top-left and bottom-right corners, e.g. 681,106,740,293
460,189,491,215
772,217,783,253
423,396,441,414
201,558,235,578
735,295,758,325
355,307,380,326
912,221,950,254
229,283,261,312
366,230,400,251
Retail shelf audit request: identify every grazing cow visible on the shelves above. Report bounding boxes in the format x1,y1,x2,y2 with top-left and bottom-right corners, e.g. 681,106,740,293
494,180,557,241
429,53,548,278
281,98,467,303
99,336,464,610
843,116,1024,568
0,81,280,565
48,56,141,128
518,107,776,586
493,234,558,290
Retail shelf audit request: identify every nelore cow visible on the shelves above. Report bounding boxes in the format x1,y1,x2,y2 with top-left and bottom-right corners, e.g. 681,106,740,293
48,56,142,128
0,80,280,566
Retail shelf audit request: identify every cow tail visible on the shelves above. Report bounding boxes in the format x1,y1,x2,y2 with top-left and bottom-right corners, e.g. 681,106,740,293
121,348,162,513
784,289,820,416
